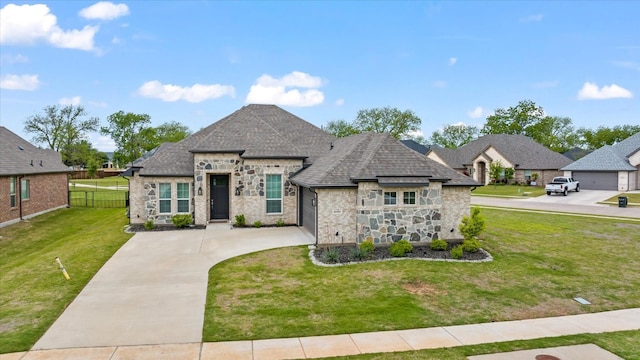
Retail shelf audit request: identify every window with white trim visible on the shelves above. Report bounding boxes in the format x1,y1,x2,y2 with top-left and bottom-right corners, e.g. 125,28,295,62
177,183,190,213
266,174,282,214
524,170,532,180
384,191,397,205
21,179,30,200
159,183,171,213
9,177,16,207
403,191,416,205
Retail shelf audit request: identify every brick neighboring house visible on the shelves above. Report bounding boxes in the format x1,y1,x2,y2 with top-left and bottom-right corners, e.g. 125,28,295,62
426,134,573,186
124,105,480,245
0,126,70,227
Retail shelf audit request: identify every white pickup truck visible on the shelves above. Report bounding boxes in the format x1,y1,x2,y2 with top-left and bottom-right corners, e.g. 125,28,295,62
545,177,580,196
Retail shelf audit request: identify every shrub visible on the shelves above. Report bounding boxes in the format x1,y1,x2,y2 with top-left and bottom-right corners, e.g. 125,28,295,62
451,245,463,259
276,218,285,227
430,239,448,251
253,220,262,228
171,214,192,228
389,239,413,257
459,207,486,240
234,214,246,227
462,238,481,253
359,240,375,254
323,248,339,263
350,247,368,261
143,219,155,230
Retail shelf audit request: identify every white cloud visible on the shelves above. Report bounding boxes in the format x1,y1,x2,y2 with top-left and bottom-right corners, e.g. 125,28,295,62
59,96,82,105
91,134,116,152
245,71,325,107
335,98,345,106
0,74,40,90
577,82,633,100
112,36,121,44
79,2,130,20
612,61,640,72
448,57,457,66
533,80,559,88
137,80,235,103
1,53,29,64
520,14,544,22
432,80,447,88
406,129,424,138
467,106,485,119
0,4,98,51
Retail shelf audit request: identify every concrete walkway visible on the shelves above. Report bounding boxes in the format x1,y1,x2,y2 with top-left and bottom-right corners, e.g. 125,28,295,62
33,224,314,350
6,308,639,359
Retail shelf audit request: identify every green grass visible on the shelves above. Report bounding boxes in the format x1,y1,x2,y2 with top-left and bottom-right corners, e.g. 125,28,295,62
321,330,640,359
603,193,640,206
472,184,546,197
203,209,640,342
0,208,132,354
69,190,129,208
70,178,129,190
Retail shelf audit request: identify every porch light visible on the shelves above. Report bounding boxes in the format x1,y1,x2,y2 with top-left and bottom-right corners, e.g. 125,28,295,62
235,186,241,196
198,187,203,196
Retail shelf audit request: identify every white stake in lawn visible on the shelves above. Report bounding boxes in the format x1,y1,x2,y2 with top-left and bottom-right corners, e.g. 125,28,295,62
55,257,71,280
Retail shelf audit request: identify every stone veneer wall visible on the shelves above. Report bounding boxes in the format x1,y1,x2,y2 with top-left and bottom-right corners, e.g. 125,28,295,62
128,174,193,225
440,186,471,240
316,188,357,244
355,182,444,244
193,154,302,225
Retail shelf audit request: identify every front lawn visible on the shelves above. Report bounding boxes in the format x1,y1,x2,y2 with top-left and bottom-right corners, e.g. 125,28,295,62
0,208,132,354
472,184,546,197
203,209,640,342
603,193,640,206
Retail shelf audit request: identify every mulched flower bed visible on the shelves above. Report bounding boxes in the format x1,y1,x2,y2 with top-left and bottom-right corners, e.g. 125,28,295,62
312,241,491,265
125,224,206,233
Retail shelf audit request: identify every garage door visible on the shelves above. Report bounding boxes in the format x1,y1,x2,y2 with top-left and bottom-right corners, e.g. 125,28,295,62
572,172,617,190
300,187,316,236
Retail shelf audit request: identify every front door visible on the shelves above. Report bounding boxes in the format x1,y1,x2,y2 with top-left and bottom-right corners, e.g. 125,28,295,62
210,175,229,220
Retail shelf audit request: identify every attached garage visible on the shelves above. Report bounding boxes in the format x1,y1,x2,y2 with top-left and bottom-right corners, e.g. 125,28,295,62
299,186,316,236
571,172,617,190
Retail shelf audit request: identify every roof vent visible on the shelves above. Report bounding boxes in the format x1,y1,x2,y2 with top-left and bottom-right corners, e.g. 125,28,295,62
40,160,43,167
330,142,334,150
30,160,34,166
18,145,24,151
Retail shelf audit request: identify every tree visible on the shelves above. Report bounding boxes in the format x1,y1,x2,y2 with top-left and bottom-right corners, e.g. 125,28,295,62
101,111,152,166
429,123,479,148
504,167,515,185
323,120,359,138
577,125,640,149
489,160,504,187
323,107,422,139
529,116,580,153
24,105,99,165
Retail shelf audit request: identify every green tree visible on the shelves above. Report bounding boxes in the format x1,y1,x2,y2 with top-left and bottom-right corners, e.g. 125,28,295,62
24,105,99,166
139,121,192,152
323,120,359,138
577,125,640,149
429,123,479,148
504,167,515,184
489,160,504,187
529,116,580,153
101,111,152,166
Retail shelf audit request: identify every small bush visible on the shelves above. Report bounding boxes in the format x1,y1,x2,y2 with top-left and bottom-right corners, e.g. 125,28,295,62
143,219,155,230
430,239,448,251
234,214,246,227
323,248,339,263
276,218,285,227
359,240,375,254
171,214,192,228
350,247,368,261
451,245,463,259
462,238,481,253
389,239,413,257
459,207,486,240
253,220,262,228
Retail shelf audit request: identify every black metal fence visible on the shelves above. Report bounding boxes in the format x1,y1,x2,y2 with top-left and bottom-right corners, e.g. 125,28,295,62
69,191,129,208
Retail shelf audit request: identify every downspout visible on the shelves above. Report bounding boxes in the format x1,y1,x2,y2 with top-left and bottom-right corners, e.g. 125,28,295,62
311,187,318,246
17,175,24,220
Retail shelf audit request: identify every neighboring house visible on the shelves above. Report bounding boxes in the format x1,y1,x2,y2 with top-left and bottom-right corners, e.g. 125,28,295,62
124,104,480,244
426,134,573,186
561,132,640,191
0,126,70,227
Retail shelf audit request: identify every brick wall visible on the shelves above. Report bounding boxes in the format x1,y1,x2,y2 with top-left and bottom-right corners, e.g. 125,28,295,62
316,188,357,244
0,173,69,226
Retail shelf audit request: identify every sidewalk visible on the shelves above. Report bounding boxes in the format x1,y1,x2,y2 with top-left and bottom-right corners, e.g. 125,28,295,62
4,308,638,360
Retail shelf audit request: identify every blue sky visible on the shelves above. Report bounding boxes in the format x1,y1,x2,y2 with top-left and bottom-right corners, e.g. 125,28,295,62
1,1,638,151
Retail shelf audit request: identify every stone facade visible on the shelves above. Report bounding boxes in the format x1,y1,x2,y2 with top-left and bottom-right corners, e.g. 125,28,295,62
128,175,193,225
0,173,69,227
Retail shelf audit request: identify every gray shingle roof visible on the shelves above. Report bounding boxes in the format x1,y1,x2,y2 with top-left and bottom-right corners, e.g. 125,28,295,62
290,132,480,187
400,139,431,155
136,105,335,176
0,126,69,176
561,131,640,171
428,134,572,170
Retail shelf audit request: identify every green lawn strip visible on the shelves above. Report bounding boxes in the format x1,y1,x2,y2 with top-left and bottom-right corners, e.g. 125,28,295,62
70,178,129,189
69,190,129,208
472,184,546,197
602,193,640,206
319,330,640,360
202,209,640,342
0,208,132,354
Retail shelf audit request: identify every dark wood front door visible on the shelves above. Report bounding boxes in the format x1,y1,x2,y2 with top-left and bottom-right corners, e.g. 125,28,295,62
210,175,229,220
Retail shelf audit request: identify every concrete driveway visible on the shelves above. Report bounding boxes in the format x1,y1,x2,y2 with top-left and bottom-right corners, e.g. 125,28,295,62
524,189,619,206
33,224,314,350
